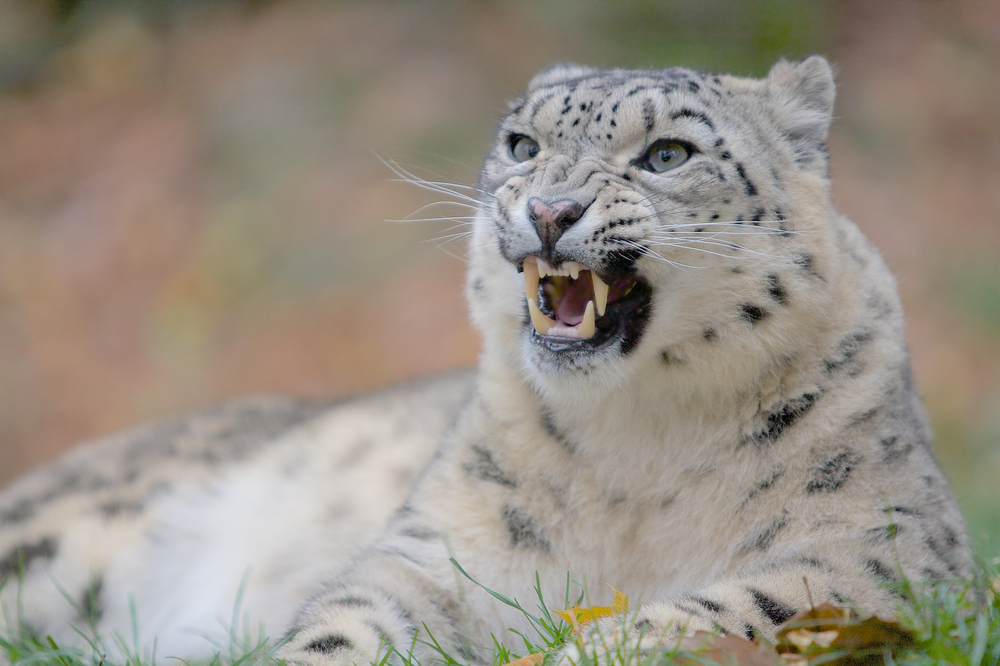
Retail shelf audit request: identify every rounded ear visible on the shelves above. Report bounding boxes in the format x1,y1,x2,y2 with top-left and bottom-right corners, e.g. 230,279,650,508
766,55,836,174
527,63,598,92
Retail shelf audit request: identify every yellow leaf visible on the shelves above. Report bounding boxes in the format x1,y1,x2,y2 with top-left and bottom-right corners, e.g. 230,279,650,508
505,653,544,666
553,586,628,626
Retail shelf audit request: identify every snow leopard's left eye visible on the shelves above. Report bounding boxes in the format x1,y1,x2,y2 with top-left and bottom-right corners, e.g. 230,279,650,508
509,134,540,162
639,139,692,173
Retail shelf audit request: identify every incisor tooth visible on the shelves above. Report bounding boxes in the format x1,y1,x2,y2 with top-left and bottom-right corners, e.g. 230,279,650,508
578,300,596,339
536,258,552,279
528,298,555,335
523,259,539,303
591,272,609,316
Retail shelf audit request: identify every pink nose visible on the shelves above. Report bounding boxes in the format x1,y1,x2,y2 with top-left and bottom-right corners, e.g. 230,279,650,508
527,197,586,257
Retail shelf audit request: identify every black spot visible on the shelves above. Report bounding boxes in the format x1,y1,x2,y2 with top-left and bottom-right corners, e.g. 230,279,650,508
795,254,823,280
824,332,873,376
643,99,656,131
661,349,677,365
866,559,897,582
743,393,819,447
805,450,863,493
734,163,757,195
332,596,375,608
749,590,796,625
744,624,757,640
463,445,518,488
741,468,785,506
766,275,787,305
720,150,731,160
925,527,962,574
880,436,914,464
731,266,743,274
472,277,484,293
80,576,103,623
540,409,575,454
743,512,788,552
692,596,726,614
702,327,717,341
595,113,602,122
368,623,391,640
99,499,144,519
306,635,352,653
739,304,768,325
687,80,700,92
503,506,551,552
0,537,58,580
0,500,35,525
670,108,715,131
865,523,900,542
635,619,653,633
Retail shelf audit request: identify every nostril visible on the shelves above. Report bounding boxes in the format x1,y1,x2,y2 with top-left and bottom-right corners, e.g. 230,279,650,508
527,197,589,259
528,198,586,227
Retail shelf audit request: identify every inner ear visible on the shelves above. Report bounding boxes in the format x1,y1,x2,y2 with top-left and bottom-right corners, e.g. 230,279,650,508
766,56,836,174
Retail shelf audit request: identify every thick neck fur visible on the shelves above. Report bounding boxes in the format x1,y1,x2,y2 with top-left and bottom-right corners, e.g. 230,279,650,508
468,194,914,500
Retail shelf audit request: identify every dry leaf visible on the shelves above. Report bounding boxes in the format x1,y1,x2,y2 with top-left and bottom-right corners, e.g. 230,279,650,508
677,631,782,666
504,653,544,666
775,603,916,665
553,586,629,626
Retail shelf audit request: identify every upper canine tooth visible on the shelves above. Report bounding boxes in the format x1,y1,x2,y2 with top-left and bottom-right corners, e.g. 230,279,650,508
523,258,540,303
578,300,596,339
569,262,580,280
591,272,609,317
527,298,555,335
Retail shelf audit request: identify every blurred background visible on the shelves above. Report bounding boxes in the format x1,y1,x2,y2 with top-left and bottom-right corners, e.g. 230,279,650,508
0,0,997,552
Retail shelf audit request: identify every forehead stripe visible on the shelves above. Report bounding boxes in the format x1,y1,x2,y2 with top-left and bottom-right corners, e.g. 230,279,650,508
670,109,716,132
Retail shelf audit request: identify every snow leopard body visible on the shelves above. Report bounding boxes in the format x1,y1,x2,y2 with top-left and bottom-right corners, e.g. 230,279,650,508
0,57,971,664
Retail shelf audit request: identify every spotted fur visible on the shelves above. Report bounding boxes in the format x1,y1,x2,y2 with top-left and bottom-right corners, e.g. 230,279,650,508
0,57,970,665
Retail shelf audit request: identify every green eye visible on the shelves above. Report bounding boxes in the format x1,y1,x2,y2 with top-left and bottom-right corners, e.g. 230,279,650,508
509,135,540,162
641,139,691,173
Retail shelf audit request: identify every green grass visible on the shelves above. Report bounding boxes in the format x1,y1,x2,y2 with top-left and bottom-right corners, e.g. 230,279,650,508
2,558,998,666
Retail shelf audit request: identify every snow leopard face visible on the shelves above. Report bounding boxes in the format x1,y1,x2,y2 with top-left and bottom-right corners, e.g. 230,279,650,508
468,57,838,389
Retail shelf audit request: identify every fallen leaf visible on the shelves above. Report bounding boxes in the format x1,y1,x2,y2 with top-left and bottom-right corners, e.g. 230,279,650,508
553,586,628,626
505,653,544,666
775,603,916,666
677,631,782,666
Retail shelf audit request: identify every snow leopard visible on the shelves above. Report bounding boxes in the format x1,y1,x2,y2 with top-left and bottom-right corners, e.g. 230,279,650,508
0,56,971,665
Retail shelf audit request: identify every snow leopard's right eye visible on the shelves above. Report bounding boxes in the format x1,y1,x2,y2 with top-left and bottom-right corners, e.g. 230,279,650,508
509,135,540,162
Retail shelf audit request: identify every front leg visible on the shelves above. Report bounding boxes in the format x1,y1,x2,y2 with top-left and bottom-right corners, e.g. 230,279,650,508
556,528,966,666
278,538,471,666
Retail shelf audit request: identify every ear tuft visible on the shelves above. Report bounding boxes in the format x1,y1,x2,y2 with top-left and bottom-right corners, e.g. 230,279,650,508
766,55,836,174
527,63,598,92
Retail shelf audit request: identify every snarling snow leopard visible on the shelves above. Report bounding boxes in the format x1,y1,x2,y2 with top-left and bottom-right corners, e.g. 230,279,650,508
0,56,971,665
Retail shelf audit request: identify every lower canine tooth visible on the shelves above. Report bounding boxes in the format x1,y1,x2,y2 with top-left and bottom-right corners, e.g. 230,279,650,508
523,258,539,302
578,300,596,339
528,298,555,335
591,272,609,316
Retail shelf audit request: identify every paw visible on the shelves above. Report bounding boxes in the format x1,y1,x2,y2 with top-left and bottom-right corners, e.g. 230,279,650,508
277,625,387,666
554,604,715,666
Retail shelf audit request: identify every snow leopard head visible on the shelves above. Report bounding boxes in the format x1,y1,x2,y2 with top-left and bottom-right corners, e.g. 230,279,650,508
467,57,839,395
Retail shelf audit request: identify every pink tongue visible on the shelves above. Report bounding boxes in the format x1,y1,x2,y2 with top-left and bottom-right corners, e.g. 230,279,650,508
555,287,590,326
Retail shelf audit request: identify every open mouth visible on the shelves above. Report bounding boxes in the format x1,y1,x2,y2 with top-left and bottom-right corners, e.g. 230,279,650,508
522,256,652,352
